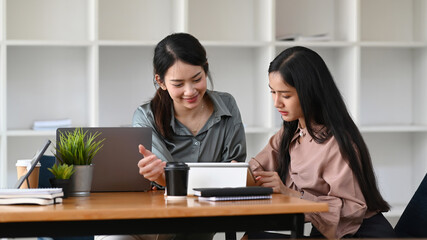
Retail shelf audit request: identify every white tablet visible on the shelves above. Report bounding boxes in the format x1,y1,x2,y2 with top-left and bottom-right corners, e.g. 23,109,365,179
186,162,251,195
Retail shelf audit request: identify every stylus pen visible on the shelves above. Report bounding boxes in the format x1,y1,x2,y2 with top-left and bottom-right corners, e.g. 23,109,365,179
151,181,165,190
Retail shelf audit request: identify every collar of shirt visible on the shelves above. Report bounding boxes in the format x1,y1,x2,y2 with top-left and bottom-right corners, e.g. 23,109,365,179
291,123,327,144
170,90,232,136
291,126,311,144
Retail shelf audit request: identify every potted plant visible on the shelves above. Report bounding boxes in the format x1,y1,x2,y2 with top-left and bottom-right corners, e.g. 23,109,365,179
54,128,105,197
48,163,75,198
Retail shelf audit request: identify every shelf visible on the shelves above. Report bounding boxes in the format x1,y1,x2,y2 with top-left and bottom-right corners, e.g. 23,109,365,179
6,0,89,41
98,0,174,41
6,46,90,130
360,47,427,126
6,130,56,137
244,126,279,134
188,0,271,42
274,41,354,47
362,133,416,205
193,46,272,128
360,125,427,132
98,40,158,46
361,0,427,42
98,40,270,48
99,46,156,127
275,0,356,42
360,41,427,48
5,40,93,46
201,41,269,48
0,0,4,42
362,132,427,205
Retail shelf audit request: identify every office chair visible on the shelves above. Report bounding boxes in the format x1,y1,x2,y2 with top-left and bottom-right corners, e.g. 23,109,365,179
38,155,56,188
394,173,427,238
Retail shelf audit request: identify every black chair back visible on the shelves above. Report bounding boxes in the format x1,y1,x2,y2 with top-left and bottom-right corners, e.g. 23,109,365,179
394,173,427,237
38,155,56,188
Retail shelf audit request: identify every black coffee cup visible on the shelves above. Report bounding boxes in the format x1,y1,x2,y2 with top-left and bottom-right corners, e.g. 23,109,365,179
164,162,189,197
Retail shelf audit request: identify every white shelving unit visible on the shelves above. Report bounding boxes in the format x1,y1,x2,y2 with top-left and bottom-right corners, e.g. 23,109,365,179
0,0,426,224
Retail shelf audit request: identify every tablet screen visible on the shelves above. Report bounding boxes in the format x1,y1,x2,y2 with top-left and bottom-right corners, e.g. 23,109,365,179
186,162,250,195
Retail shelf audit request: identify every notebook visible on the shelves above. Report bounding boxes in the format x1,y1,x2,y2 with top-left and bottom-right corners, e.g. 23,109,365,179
0,188,63,205
56,127,152,192
186,162,250,195
14,139,51,189
193,186,273,202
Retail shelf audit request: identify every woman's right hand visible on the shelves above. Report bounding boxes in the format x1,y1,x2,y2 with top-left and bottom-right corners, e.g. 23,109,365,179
253,170,301,198
138,144,167,185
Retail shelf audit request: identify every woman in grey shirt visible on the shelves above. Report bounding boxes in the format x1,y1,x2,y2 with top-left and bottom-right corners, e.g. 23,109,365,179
132,32,247,188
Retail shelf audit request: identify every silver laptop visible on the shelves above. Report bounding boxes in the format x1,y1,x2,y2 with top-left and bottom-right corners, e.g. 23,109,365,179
56,127,152,192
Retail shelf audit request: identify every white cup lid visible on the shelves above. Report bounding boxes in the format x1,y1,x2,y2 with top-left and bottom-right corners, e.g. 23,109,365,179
16,159,41,167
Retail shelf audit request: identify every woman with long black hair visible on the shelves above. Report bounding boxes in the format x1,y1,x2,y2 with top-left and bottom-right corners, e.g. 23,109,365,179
248,46,395,239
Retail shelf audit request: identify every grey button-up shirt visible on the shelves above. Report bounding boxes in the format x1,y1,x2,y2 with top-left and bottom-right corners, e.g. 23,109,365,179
132,90,247,163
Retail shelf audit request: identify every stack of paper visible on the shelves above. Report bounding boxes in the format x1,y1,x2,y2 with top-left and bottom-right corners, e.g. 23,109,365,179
0,188,64,205
32,119,72,131
277,33,331,42
193,186,273,202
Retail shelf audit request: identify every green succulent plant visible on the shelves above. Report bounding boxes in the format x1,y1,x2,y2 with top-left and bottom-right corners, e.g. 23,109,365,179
48,163,76,180
55,128,105,165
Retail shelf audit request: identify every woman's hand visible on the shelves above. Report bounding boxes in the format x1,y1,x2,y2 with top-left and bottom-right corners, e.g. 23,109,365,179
253,170,301,198
138,144,166,185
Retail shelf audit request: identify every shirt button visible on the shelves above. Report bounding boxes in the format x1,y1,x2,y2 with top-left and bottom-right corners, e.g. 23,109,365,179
194,141,200,146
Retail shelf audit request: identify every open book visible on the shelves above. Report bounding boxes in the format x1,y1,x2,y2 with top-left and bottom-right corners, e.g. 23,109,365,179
0,188,63,205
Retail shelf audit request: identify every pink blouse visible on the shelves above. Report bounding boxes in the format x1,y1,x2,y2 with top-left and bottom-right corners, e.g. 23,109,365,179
249,126,376,239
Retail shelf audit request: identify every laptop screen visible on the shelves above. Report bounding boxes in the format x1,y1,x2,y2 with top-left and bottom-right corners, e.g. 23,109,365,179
56,127,152,192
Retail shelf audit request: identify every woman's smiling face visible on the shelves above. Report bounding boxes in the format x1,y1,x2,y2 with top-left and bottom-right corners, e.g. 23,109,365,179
157,60,207,112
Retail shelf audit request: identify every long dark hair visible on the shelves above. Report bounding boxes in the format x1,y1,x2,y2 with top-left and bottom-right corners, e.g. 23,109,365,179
271,46,389,212
151,33,210,140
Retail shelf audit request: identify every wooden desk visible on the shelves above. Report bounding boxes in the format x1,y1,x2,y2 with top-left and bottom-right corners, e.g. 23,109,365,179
0,191,328,239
